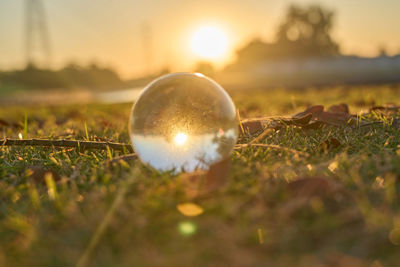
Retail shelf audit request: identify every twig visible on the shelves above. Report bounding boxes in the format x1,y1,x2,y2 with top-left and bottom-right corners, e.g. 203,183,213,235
0,138,133,153
236,109,245,135
250,128,274,144
241,116,281,123
109,153,137,164
235,143,309,156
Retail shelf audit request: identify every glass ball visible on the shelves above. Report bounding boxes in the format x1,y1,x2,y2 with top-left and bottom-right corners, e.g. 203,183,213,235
129,73,238,173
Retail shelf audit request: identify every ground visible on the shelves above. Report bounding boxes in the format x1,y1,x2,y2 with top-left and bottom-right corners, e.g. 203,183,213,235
1,84,400,266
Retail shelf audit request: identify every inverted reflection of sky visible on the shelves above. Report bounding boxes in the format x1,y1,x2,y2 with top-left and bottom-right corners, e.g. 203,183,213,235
132,128,237,172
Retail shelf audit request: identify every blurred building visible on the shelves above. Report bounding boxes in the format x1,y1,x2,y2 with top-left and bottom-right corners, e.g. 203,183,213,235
221,54,400,88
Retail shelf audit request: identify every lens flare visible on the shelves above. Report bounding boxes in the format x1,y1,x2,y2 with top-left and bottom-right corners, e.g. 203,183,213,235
178,221,197,236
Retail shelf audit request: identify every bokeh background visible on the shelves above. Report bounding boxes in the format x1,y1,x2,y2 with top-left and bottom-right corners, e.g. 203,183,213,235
1,0,400,104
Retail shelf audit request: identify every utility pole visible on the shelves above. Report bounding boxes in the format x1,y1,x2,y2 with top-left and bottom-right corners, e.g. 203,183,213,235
25,0,51,67
141,22,152,75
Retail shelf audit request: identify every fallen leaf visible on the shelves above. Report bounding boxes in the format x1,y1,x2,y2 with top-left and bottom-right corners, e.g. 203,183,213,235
177,202,204,217
316,111,355,126
178,158,231,199
301,121,324,129
0,119,21,129
293,105,324,119
327,103,349,114
0,119,9,127
370,104,399,112
178,170,207,198
203,158,231,192
278,113,312,126
290,113,312,125
292,104,357,128
241,121,263,135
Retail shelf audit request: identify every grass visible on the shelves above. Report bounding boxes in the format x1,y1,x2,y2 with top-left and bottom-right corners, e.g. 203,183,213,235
1,84,400,266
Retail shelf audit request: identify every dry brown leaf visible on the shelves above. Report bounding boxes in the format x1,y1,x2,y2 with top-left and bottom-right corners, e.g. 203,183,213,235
0,119,20,129
370,104,400,112
278,113,313,127
203,158,231,193
290,113,313,125
294,105,324,119
292,104,356,127
240,121,263,135
301,121,324,129
315,111,355,126
0,119,9,127
178,159,231,199
327,103,349,114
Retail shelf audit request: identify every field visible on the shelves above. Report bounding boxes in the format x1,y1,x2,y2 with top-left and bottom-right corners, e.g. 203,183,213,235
1,84,400,266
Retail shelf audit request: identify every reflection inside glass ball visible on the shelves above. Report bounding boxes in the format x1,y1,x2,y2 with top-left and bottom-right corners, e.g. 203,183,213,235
174,132,188,146
129,73,238,173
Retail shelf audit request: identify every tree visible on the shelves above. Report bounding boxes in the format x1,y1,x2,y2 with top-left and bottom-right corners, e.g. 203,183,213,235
194,61,215,77
232,4,340,67
276,4,339,57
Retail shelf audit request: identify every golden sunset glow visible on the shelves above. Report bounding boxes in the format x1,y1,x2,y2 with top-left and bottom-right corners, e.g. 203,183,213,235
174,132,188,146
191,26,229,61
2,1,400,77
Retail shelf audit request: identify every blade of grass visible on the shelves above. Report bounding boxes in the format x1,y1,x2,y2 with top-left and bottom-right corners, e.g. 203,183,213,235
236,109,245,135
23,112,28,139
235,143,309,156
106,145,113,160
0,138,134,153
84,122,89,140
76,168,138,267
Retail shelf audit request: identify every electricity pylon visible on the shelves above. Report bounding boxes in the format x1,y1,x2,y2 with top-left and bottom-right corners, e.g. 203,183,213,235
25,0,51,67
141,22,152,75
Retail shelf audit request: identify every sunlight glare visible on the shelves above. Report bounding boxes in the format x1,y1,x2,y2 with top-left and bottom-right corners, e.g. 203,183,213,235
174,132,188,146
191,26,229,60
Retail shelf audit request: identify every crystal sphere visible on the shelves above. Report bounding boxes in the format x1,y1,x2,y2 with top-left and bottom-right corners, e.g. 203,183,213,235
129,73,238,173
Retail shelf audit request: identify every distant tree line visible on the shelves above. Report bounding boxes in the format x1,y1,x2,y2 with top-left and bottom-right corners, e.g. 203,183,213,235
0,63,126,90
1,4,341,91
230,4,340,68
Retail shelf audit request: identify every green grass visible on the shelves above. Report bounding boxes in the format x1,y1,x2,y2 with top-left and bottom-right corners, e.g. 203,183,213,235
1,84,400,266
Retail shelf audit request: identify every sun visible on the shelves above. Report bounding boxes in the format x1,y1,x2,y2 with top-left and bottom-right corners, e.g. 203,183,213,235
191,26,229,60
173,132,188,146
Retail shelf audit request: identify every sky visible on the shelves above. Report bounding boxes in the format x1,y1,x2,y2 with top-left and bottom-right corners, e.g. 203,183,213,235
1,0,400,78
